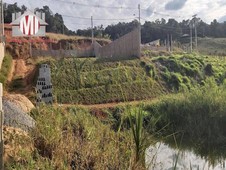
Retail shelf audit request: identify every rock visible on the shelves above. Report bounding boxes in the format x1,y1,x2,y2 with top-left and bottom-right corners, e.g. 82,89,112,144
4,94,34,113
2,94,35,132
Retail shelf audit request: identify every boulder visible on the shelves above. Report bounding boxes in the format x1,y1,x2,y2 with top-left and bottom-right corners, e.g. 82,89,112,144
2,94,35,132
4,94,34,113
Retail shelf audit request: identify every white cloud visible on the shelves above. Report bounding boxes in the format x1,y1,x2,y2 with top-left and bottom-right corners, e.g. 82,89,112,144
4,0,226,31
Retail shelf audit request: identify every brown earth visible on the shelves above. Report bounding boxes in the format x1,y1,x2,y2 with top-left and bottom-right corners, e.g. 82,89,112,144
7,58,37,96
3,126,33,163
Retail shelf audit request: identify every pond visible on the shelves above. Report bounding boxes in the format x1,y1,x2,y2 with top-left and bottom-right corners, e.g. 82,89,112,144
146,142,226,170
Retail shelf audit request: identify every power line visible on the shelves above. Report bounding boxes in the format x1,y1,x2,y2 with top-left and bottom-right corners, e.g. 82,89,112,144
71,22,92,26
62,14,135,21
5,0,195,20
47,0,137,10
152,11,193,19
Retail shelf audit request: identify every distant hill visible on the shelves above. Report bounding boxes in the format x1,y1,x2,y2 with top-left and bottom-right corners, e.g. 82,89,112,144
179,37,226,55
197,37,226,55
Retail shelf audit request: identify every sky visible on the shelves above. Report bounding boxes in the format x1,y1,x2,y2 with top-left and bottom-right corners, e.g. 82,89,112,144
3,0,226,31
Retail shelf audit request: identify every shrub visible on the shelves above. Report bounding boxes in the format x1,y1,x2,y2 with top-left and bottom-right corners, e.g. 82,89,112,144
5,105,133,169
144,78,226,160
0,53,13,86
204,63,214,76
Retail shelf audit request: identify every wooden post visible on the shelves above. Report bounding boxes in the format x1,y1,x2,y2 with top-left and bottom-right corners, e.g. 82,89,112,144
167,34,170,52
170,34,173,51
0,83,3,170
91,16,94,44
29,36,32,57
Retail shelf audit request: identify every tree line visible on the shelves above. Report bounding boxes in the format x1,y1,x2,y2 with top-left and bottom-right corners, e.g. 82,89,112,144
4,3,226,43
78,18,226,43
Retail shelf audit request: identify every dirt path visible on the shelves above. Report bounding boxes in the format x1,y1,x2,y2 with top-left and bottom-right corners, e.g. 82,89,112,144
56,99,151,109
7,60,15,82
7,59,35,85
7,59,28,82
14,59,28,78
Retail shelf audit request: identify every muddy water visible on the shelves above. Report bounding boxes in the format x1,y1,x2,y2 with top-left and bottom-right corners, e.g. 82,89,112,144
146,142,226,170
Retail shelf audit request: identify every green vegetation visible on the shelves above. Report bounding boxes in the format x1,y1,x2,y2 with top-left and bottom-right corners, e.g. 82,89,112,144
5,105,136,169
197,37,226,56
152,54,204,90
128,106,148,168
5,52,226,168
49,58,163,104
144,78,226,162
0,53,12,86
30,54,226,105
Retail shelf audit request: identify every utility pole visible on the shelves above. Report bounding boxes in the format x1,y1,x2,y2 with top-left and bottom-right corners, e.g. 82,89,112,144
167,34,170,52
193,15,198,49
190,21,193,53
0,83,3,170
91,16,94,44
170,34,173,51
29,36,32,57
138,4,140,24
138,4,141,57
0,0,5,48
2,0,3,36
0,0,3,41
62,22,65,35
194,21,197,49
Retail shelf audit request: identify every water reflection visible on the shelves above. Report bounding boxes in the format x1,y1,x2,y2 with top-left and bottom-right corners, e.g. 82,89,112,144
146,142,226,170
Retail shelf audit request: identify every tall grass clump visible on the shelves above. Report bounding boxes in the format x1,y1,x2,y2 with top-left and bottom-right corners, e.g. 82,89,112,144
145,78,226,161
0,53,13,86
5,105,134,169
127,105,153,169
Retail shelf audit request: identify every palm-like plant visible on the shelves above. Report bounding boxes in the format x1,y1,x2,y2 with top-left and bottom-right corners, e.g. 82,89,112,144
128,106,147,168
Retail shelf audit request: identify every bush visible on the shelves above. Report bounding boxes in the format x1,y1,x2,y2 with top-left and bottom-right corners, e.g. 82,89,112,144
5,105,133,169
144,78,226,160
9,76,24,89
0,53,13,86
204,63,214,76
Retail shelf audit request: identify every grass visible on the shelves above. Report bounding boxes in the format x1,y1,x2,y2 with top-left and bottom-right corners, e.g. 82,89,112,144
6,53,226,168
24,53,226,105
128,105,147,168
49,57,164,104
197,37,226,56
5,105,135,169
0,53,13,87
144,78,226,163
46,32,111,42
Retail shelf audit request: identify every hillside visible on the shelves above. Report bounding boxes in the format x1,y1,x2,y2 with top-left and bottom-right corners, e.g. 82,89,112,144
4,50,226,106
197,37,226,55
179,37,226,56
3,32,226,168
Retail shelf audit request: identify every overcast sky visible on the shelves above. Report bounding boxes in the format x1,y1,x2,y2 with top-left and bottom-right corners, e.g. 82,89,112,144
4,0,226,31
